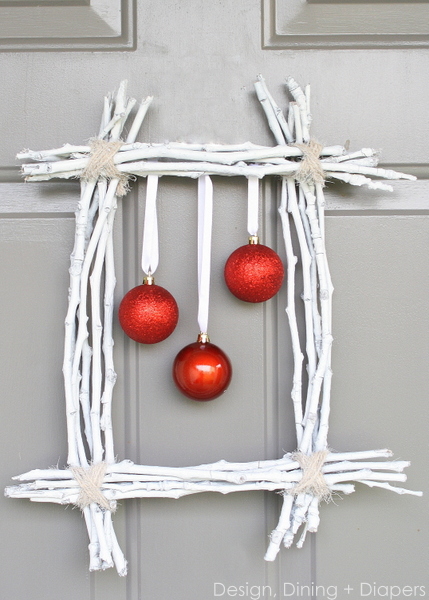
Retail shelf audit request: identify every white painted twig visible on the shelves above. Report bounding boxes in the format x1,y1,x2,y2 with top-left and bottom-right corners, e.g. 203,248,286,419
359,481,423,497
286,77,310,142
296,185,318,421
278,179,304,444
254,78,286,145
326,171,395,191
256,74,293,143
89,182,109,464
292,103,303,144
62,81,146,574
101,207,117,466
322,162,416,181
6,453,414,487
21,146,345,175
314,184,333,452
264,494,294,561
299,182,334,454
125,96,153,144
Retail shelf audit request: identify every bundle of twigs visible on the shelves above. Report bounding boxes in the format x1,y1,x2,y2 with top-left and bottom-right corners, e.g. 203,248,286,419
5,77,420,575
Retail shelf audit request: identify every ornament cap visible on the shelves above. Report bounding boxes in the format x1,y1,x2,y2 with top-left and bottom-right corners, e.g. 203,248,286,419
143,274,155,285
248,235,259,245
197,332,210,344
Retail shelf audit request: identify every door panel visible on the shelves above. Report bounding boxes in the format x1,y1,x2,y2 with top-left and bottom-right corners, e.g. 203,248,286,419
316,195,429,597
1,1,428,598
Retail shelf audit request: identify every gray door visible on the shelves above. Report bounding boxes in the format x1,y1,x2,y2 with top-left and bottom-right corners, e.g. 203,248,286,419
1,1,428,599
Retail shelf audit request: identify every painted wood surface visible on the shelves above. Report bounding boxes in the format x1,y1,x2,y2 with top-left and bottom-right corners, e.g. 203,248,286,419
0,1,427,599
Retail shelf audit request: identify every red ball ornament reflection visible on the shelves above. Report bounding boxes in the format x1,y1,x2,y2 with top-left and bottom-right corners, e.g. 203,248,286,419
118,276,178,344
173,334,232,401
224,236,285,303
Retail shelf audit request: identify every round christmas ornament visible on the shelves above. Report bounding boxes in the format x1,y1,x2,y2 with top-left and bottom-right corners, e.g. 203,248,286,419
119,175,179,344
224,236,284,303
173,175,232,401
173,333,232,401
224,176,284,303
119,276,179,344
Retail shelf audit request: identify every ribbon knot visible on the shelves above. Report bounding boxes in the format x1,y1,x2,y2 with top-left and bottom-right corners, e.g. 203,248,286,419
290,450,331,502
71,462,114,511
294,139,325,187
81,138,130,196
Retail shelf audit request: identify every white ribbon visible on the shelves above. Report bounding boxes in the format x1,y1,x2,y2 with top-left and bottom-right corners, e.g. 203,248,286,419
197,175,213,334
247,176,259,237
141,175,159,276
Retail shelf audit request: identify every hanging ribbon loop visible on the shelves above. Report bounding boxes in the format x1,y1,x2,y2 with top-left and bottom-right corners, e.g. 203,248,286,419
247,175,259,237
197,175,213,335
141,175,159,276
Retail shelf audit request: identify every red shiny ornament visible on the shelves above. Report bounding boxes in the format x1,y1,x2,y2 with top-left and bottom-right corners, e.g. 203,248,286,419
173,335,232,401
118,278,178,344
224,240,285,303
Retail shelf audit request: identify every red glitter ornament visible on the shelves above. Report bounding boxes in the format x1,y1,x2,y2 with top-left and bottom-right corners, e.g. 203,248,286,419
118,276,179,344
224,236,285,303
173,334,232,401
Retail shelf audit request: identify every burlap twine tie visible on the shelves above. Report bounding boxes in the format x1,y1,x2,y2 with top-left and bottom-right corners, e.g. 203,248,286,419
293,139,325,187
71,462,114,511
290,450,332,502
81,138,130,196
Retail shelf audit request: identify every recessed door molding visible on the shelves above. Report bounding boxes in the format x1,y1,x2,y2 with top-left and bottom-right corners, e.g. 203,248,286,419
0,0,135,52
262,0,429,49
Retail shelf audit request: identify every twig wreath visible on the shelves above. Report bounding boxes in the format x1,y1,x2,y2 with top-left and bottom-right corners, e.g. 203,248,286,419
5,76,422,575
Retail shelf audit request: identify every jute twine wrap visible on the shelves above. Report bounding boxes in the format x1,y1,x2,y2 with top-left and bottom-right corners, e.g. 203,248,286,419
81,139,130,196
71,462,114,511
289,450,332,502
294,139,325,187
